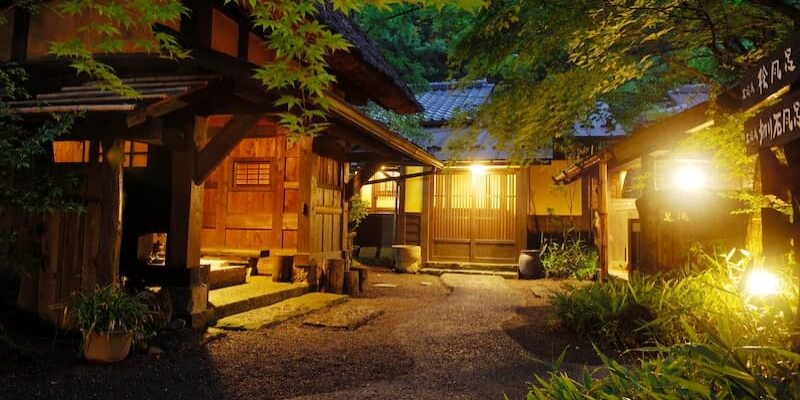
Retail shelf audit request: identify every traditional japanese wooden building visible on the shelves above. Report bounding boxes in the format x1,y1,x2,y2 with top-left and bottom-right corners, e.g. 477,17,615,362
553,87,747,279
357,80,623,269
1,1,441,326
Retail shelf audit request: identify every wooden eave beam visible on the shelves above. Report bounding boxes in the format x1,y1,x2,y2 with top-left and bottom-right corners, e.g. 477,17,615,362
553,102,713,185
324,93,443,170
363,170,434,186
194,114,265,184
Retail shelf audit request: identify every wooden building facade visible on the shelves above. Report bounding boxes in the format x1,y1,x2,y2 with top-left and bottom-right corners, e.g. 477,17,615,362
358,81,611,268
553,96,748,279
2,1,441,326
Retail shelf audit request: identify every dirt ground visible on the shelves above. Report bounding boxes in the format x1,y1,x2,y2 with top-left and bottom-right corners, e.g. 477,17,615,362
1,270,600,400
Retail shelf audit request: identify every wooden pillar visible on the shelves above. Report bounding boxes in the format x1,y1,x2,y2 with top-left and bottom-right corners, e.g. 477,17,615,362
598,160,610,282
782,141,800,352
165,116,209,325
517,166,530,252
636,153,658,275
296,136,314,265
272,135,287,249
97,138,124,286
166,117,206,269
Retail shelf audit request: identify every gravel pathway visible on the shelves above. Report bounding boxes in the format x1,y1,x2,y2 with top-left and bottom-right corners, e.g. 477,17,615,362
1,272,597,400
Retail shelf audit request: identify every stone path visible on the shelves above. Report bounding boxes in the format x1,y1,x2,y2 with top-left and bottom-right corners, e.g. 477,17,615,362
2,272,596,400
287,274,553,399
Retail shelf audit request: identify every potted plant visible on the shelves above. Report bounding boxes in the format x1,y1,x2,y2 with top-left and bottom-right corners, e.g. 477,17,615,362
71,285,150,363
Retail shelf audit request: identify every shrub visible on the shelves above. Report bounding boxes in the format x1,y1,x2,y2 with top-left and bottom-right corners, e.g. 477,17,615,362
533,246,800,399
540,237,598,280
528,338,800,400
549,249,796,349
348,194,370,230
71,285,151,343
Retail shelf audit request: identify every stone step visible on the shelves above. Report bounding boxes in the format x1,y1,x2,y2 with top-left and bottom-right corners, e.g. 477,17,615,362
420,267,519,280
215,292,349,331
208,276,309,319
424,262,518,273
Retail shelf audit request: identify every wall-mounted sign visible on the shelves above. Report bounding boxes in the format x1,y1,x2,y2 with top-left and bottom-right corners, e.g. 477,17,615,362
744,89,800,154
741,34,800,110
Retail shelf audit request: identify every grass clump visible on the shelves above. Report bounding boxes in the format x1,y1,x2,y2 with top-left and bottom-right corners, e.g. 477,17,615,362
540,237,598,280
530,248,799,399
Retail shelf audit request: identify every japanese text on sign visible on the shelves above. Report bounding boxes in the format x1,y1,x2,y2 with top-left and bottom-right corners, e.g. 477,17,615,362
744,90,800,154
741,35,800,109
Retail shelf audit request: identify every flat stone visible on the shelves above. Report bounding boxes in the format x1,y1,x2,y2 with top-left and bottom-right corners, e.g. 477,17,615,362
304,305,383,330
202,327,228,343
215,293,348,331
372,283,398,288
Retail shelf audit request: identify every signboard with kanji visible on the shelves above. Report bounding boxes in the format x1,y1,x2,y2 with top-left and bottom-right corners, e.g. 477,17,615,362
741,34,800,110
745,89,800,154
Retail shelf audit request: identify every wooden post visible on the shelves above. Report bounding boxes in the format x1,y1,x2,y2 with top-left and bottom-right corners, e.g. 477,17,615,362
782,141,800,352
273,255,294,282
165,116,209,324
324,259,345,294
296,136,314,262
598,160,610,282
272,135,286,249
97,138,124,286
343,270,360,297
166,117,206,269
636,153,658,275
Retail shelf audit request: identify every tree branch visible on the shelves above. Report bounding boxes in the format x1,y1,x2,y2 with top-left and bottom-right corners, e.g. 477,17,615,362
749,0,800,25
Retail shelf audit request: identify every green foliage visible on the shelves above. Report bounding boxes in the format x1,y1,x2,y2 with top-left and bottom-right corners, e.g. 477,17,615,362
348,194,370,230
71,285,151,340
540,237,597,280
0,67,83,277
537,247,800,399
354,4,475,90
550,249,797,350
452,1,796,167
528,339,800,400
362,103,430,146
49,0,189,99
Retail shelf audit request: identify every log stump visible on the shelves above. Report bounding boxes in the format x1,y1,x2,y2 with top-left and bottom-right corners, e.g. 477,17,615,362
324,259,345,294
351,265,368,293
272,255,294,283
343,271,361,297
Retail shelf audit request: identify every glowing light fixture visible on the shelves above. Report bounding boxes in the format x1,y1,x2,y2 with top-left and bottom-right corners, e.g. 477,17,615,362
671,163,707,192
744,268,781,297
469,164,488,175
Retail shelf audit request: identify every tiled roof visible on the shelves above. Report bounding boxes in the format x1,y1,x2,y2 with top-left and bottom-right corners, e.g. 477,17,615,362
425,127,553,162
416,80,494,124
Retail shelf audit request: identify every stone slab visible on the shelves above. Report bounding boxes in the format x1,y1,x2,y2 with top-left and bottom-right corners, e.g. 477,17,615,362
420,268,518,280
215,293,348,331
304,305,383,330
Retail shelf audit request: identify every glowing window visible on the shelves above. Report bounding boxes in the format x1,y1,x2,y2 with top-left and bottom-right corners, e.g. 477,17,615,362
53,140,92,163
123,141,149,168
232,159,271,189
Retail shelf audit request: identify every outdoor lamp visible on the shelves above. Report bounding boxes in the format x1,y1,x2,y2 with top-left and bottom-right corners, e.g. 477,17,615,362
744,268,781,297
671,163,707,192
469,163,488,175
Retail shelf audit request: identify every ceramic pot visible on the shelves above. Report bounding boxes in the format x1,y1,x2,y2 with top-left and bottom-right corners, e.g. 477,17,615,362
392,245,422,273
83,332,133,363
518,249,543,279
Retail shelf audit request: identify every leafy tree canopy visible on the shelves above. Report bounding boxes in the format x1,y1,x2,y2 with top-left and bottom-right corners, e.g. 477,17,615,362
354,3,475,90
450,0,799,170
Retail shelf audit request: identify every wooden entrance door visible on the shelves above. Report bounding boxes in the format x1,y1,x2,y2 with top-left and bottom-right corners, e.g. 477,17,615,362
430,170,519,263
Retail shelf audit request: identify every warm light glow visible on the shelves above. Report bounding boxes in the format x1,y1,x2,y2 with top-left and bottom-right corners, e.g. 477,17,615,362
745,268,781,297
469,164,488,175
672,164,707,191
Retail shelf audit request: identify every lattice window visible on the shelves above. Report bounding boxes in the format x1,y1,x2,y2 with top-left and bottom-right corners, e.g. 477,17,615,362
53,140,148,168
123,141,148,168
232,159,271,189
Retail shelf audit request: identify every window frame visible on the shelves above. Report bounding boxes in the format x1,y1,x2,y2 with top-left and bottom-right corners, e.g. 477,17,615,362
230,157,273,191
